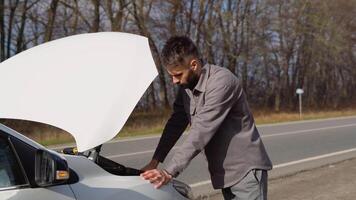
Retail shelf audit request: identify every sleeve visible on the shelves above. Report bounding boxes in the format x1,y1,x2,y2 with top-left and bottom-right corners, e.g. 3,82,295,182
152,87,189,163
165,73,240,177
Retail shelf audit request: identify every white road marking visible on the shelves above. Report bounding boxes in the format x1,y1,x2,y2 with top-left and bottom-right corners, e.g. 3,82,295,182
256,115,356,127
50,116,356,150
109,116,356,143
106,146,179,158
105,123,356,158
190,180,212,188
262,123,356,138
112,134,163,142
273,148,356,168
190,147,356,188
106,150,156,158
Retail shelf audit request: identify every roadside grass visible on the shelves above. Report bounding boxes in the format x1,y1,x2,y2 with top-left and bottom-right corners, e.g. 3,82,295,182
2,108,356,147
253,109,356,124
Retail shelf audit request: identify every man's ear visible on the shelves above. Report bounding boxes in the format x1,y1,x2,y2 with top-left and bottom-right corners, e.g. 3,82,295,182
190,59,198,71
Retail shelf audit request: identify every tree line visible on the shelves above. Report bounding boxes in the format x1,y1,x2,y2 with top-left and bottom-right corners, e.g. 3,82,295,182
1,0,355,112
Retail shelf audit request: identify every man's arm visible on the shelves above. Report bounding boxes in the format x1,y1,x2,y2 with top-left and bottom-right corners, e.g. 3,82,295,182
141,87,189,170
165,72,241,177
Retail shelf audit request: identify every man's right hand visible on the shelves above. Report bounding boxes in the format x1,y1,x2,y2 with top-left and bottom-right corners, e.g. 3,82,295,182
141,159,159,171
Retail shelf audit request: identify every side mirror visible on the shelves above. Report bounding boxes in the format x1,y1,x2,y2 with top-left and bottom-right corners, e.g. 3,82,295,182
35,149,69,187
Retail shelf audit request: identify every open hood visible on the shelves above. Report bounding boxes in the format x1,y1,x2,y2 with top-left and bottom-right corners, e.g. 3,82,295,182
0,32,158,152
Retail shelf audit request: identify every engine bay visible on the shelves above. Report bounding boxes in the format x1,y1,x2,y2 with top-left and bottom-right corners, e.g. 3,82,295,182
61,146,142,176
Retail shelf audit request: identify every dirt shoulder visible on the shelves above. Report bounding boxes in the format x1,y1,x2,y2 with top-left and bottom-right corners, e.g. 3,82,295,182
208,158,356,200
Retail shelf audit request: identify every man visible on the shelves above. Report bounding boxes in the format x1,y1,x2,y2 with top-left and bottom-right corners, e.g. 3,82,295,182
140,36,272,200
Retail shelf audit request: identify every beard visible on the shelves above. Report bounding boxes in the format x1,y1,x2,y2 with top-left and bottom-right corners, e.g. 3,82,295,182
181,72,199,90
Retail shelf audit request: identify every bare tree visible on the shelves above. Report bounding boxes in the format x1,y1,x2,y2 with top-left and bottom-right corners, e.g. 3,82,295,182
90,0,100,32
16,0,29,53
103,0,129,31
6,0,19,58
0,0,5,61
131,0,170,108
43,0,59,42
1,0,355,111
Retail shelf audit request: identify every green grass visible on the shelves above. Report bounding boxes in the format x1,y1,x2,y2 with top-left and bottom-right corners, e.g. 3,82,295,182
2,108,356,147
253,109,356,124
39,137,75,146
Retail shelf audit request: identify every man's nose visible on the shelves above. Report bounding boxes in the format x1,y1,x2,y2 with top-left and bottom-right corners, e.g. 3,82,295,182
172,77,180,84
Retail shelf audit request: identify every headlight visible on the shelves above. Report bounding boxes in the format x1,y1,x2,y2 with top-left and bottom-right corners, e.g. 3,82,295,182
172,179,194,199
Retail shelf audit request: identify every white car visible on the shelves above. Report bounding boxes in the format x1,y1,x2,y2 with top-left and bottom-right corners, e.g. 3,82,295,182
0,32,192,200
0,124,192,200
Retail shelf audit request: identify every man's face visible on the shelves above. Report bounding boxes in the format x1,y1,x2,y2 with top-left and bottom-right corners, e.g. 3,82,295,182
166,59,200,89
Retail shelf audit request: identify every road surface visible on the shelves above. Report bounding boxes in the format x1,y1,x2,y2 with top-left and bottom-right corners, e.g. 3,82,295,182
58,116,356,197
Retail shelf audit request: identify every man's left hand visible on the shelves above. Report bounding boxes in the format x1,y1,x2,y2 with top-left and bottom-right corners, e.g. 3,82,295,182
140,169,172,189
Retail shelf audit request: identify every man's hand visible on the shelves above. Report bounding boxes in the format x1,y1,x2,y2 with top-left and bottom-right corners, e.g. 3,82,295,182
140,169,172,189
141,159,159,171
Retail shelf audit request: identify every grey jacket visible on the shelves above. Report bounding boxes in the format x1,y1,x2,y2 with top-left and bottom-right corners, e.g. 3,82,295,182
153,64,272,189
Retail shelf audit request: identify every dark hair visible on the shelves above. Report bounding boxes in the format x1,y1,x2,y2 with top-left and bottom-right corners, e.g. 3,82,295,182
161,36,200,68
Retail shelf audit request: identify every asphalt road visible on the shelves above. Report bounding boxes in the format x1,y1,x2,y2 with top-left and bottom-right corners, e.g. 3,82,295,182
99,116,356,196
209,157,356,200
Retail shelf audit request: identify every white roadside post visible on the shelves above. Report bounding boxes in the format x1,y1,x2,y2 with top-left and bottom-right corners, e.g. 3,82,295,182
296,88,304,119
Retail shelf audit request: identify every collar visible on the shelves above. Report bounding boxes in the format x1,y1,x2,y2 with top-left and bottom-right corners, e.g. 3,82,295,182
192,63,210,93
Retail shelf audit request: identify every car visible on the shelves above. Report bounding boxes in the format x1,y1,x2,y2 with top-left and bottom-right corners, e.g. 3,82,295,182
0,123,192,200
0,32,193,200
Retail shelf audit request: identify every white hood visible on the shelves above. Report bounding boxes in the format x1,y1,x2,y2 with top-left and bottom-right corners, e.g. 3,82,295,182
0,32,158,152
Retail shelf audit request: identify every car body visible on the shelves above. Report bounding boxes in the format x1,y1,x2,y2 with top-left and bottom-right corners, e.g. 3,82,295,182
0,123,191,200
0,32,192,199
